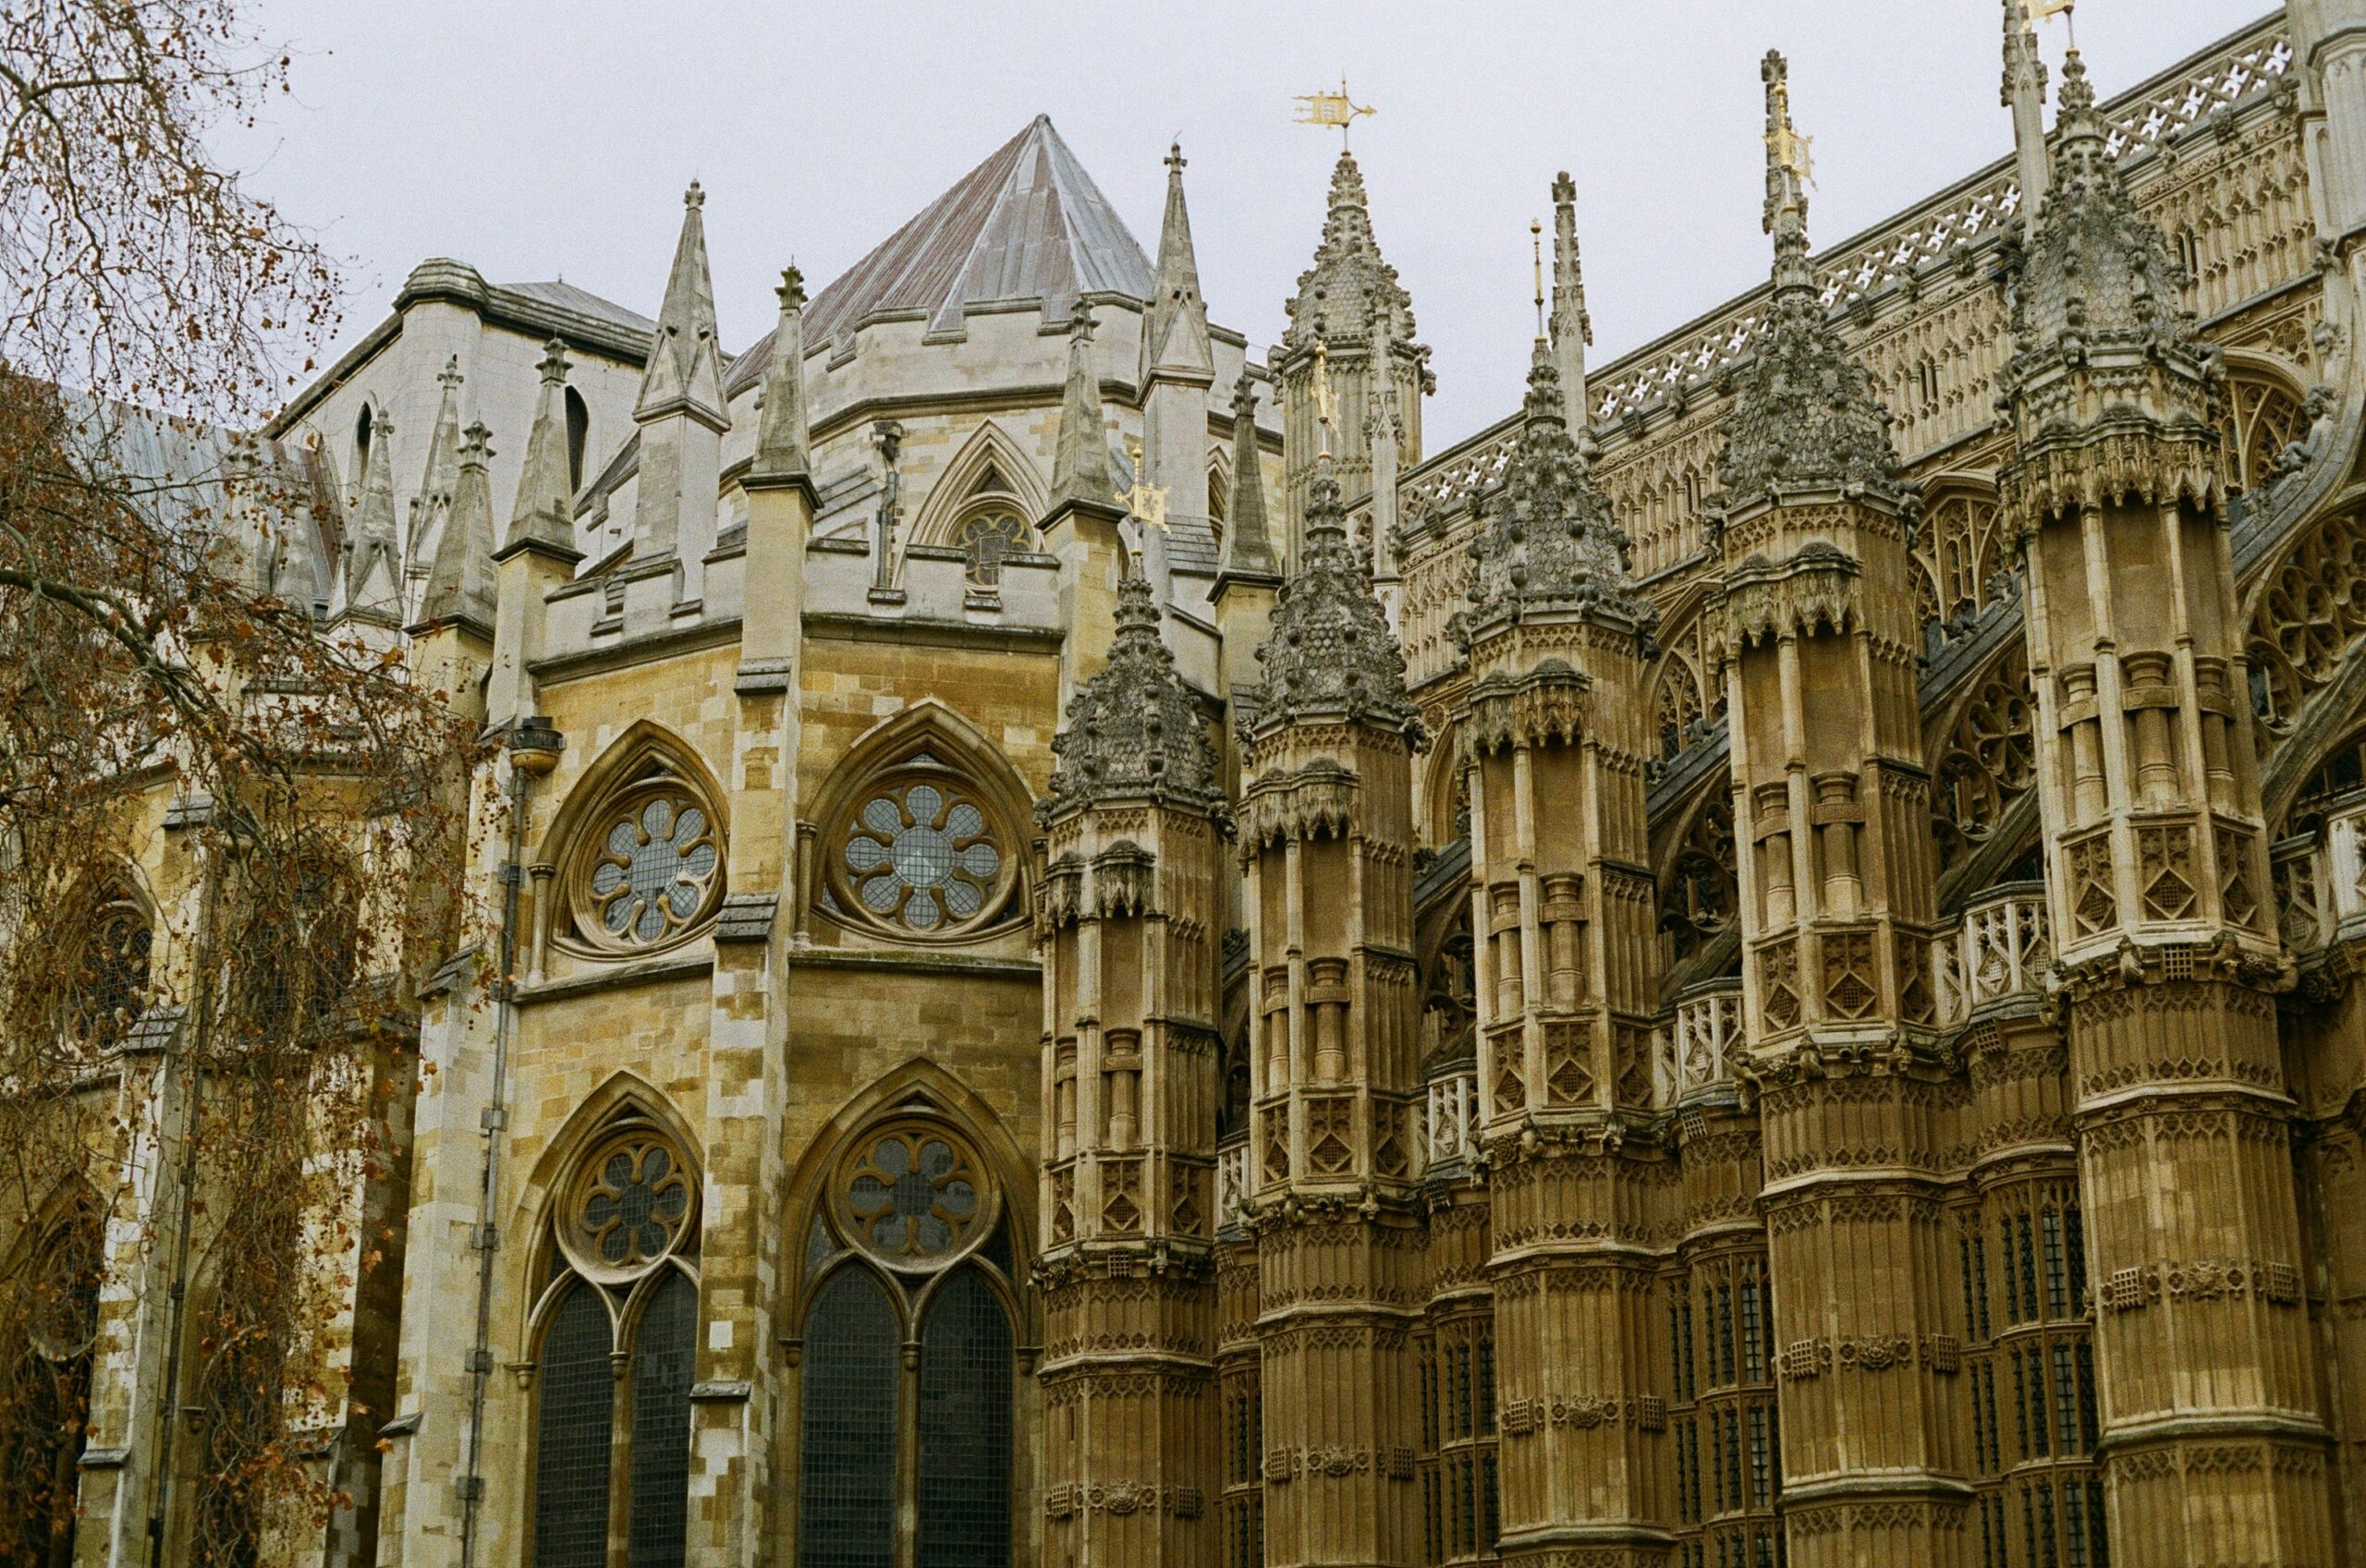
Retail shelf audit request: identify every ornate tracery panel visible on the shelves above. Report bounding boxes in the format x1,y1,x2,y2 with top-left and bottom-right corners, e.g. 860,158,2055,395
2216,370,2307,492
1909,488,2009,644
1931,644,2038,870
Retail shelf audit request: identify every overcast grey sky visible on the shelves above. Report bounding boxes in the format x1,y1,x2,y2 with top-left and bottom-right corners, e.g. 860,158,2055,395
227,0,2271,449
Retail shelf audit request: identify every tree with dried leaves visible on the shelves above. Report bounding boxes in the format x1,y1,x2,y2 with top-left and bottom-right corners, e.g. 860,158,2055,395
0,6,481,1565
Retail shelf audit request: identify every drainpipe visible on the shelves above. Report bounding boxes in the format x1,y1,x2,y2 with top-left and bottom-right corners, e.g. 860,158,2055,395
457,715,561,1568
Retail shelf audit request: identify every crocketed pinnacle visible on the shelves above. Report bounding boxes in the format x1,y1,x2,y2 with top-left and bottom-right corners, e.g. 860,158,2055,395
1217,370,1278,581
419,422,497,633
409,356,465,560
1715,52,1903,503
2006,49,2200,367
1043,565,1223,819
752,265,811,480
1548,172,1592,432
1282,150,1420,355
504,340,580,559
1464,341,1643,636
635,181,728,429
1049,304,1114,510
344,411,403,615
1141,142,1214,387
1250,453,1420,739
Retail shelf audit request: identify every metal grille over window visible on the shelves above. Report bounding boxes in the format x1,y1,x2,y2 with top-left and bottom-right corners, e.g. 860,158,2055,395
798,1270,899,1568
533,1286,616,1568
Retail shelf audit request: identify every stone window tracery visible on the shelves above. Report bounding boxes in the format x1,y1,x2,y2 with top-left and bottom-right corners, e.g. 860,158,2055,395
1910,489,2009,647
1932,645,2038,869
2216,368,2306,492
560,753,726,957
799,1112,1017,1566
528,1115,700,1568
0,1209,99,1568
819,748,1023,944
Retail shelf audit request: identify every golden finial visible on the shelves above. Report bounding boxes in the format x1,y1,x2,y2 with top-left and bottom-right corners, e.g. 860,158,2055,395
1294,76,1376,148
1311,342,1337,456
1767,77,1815,188
1531,219,1546,342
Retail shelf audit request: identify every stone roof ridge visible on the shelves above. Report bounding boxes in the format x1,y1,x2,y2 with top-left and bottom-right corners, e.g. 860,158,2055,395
1251,451,1421,741
1042,565,1224,820
1462,340,1646,640
1282,149,1421,359
1142,141,1215,387
726,116,1154,395
2003,47,2203,371
1714,52,1905,506
635,182,728,429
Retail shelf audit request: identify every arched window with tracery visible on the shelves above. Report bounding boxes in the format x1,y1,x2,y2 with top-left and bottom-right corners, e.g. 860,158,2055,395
0,1206,100,1568
797,1114,1019,1568
2216,369,2308,492
1653,660,1706,762
814,725,1027,944
1909,488,2008,644
953,465,1033,598
528,1117,701,1568
555,737,727,959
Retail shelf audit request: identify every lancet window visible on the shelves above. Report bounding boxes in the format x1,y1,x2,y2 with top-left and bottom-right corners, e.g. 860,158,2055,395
528,1117,701,1568
0,1207,100,1568
797,1114,1019,1568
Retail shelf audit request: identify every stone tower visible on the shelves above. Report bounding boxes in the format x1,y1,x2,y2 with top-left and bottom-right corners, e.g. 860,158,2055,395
1239,445,1426,1566
1456,332,1665,1557
1999,44,2333,1565
1715,51,1960,1563
1036,565,1228,1564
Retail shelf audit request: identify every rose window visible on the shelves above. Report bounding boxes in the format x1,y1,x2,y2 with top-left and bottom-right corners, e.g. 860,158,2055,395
564,1133,695,1281
589,795,719,945
843,783,1003,933
839,1126,990,1268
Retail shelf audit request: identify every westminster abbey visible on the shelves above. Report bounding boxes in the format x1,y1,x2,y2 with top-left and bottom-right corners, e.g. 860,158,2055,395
21,1,2366,1564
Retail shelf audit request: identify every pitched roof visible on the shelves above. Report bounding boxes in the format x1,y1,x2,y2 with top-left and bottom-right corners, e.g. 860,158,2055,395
726,115,1153,396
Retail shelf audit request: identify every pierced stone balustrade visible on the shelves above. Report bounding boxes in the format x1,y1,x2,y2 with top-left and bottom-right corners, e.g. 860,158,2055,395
1424,1061,1479,1173
1215,1135,1250,1234
1671,978,1744,1103
1933,881,2051,1027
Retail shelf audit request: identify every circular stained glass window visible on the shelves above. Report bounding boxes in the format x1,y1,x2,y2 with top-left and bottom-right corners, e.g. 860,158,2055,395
561,1130,696,1282
839,780,1006,935
581,789,721,949
834,1123,994,1271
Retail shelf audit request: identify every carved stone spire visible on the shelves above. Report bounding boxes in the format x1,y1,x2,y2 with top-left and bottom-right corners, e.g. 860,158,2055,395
1548,172,1593,434
1463,341,1647,641
344,411,403,619
1250,452,1419,740
1050,303,1114,510
2006,50,2206,383
1715,53,1904,504
1140,142,1214,387
1283,151,1419,355
1043,565,1222,820
635,180,728,429
1217,371,1278,583
504,341,579,560
409,355,465,565
752,265,811,481
2002,0,2052,218
418,422,498,635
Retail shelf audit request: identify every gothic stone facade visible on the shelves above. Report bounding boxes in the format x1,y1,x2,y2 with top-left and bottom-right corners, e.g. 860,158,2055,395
28,5,2366,1566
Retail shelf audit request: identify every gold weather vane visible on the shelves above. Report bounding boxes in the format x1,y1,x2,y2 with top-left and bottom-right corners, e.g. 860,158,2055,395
2034,0,2078,44
1117,438,1169,533
1295,77,1375,147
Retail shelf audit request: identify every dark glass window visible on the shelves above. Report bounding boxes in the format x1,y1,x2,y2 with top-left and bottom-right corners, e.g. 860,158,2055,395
799,1270,898,1568
628,1270,697,1568
534,1284,616,1568
917,1267,1013,1567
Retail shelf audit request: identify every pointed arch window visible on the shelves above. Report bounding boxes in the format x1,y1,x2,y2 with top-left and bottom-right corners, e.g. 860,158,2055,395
529,1120,701,1568
798,1116,1018,1567
955,461,1034,598
566,387,592,493
0,1207,100,1568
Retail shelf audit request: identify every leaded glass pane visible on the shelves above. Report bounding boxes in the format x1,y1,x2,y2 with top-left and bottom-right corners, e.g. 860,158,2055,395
628,1270,696,1568
534,1285,614,1568
837,781,1006,935
918,1267,1013,1566
798,1270,896,1568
